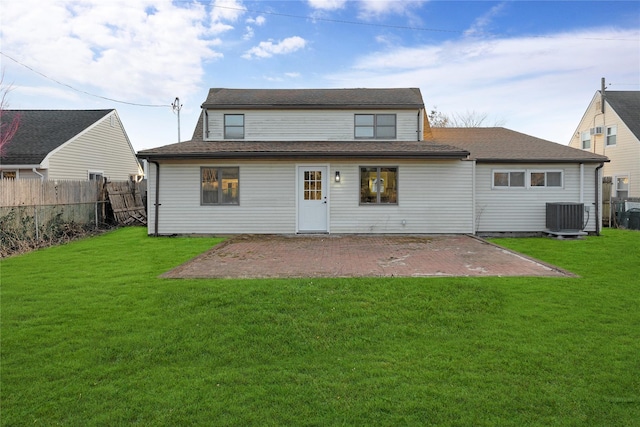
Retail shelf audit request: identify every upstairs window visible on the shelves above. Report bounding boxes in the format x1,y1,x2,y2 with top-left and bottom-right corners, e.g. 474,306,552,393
581,131,591,149
530,171,563,188
606,125,617,146
202,167,239,205
355,114,396,139
224,114,244,139
493,171,525,188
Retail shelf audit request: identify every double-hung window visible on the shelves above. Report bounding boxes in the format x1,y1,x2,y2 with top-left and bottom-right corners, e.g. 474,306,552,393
530,171,563,188
360,167,398,204
616,176,629,198
355,114,396,139
493,171,525,188
201,167,240,205
581,131,591,149
224,114,244,139
606,125,617,146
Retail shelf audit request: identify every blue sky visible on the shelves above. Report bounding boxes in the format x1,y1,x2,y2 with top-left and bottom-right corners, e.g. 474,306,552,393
1,0,638,151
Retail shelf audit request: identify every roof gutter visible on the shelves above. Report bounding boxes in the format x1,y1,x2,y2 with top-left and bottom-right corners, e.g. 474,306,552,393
138,151,469,161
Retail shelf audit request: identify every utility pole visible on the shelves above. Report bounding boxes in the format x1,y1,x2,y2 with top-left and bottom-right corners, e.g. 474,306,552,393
171,97,183,142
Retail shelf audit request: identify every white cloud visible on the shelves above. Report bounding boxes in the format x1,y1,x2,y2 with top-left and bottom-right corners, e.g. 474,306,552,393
0,0,232,104
307,0,348,11
285,72,301,78
464,2,507,37
356,0,427,19
243,36,307,59
326,29,639,143
247,16,266,26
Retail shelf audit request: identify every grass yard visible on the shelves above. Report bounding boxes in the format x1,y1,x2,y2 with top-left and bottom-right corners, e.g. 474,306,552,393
1,227,639,426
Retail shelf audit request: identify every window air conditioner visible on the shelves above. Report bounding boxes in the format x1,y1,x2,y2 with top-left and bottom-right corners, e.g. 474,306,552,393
590,126,603,135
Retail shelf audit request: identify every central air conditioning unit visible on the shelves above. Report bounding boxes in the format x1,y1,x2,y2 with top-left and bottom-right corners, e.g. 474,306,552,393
546,203,585,232
590,126,604,135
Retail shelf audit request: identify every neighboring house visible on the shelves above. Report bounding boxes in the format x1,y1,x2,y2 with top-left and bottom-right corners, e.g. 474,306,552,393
137,88,608,236
569,89,640,199
0,109,143,181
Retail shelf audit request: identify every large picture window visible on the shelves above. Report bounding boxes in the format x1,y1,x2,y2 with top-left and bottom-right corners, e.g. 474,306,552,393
354,114,396,139
360,167,398,204
224,114,244,139
201,167,239,205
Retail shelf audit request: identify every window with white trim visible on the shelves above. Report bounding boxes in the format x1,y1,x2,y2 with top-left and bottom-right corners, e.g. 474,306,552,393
493,171,525,188
360,166,398,204
616,176,629,198
1,171,17,180
606,125,617,146
201,167,239,205
88,171,104,181
581,131,591,149
530,171,563,188
224,114,244,139
354,114,396,139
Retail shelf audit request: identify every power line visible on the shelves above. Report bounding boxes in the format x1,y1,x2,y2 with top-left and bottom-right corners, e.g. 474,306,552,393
0,51,170,108
202,3,639,42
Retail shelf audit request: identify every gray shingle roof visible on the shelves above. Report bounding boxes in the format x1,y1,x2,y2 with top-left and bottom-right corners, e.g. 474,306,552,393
604,91,640,140
137,140,470,160
202,88,425,109
1,110,113,165
428,127,609,163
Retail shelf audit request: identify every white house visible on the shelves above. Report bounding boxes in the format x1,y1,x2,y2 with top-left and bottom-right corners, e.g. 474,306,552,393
569,86,640,199
0,109,143,181
137,88,608,236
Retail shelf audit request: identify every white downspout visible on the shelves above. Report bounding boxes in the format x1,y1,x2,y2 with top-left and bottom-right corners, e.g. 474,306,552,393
579,163,584,204
32,168,44,181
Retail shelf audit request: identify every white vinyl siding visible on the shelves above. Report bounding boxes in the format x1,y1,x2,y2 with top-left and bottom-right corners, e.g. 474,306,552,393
476,163,599,233
147,159,474,235
46,113,141,181
330,160,474,234
569,92,640,198
204,109,420,142
148,160,297,235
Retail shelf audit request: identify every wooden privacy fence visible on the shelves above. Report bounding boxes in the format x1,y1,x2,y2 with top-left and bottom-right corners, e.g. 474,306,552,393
1,179,147,256
0,178,146,226
0,179,101,207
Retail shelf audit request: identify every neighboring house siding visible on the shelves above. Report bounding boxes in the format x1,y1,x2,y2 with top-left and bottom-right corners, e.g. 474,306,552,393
570,93,639,198
147,159,474,235
474,163,599,232
204,110,421,141
46,114,140,181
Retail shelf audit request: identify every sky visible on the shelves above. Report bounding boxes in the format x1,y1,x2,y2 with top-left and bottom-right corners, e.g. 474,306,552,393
1,0,638,152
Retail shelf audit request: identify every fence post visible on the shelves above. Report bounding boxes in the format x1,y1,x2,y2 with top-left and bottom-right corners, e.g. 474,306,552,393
34,205,39,240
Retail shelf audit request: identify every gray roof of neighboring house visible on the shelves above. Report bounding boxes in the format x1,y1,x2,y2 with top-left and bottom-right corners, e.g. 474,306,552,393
428,127,609,163
604,91,640,140
0,109,113,165
202,88,425,109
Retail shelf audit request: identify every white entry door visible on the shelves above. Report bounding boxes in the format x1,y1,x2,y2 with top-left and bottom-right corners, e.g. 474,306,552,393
298,166,328,233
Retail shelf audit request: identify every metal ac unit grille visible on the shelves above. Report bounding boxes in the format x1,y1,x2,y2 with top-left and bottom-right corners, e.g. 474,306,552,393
546,203,584,231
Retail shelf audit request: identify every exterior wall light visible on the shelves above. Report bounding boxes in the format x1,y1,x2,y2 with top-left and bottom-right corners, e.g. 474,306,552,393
335,171,341,182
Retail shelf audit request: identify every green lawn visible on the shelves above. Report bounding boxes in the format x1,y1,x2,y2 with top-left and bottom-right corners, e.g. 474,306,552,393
1,227,638,426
